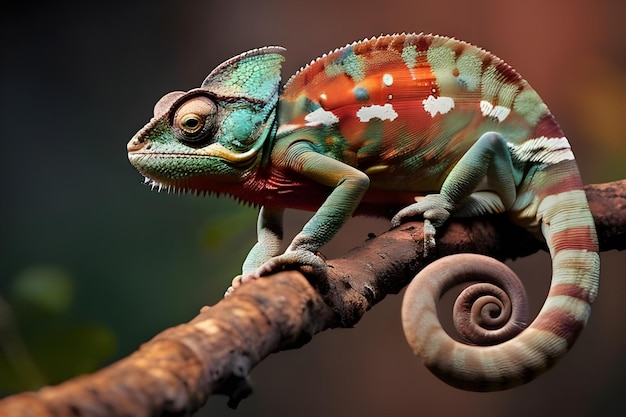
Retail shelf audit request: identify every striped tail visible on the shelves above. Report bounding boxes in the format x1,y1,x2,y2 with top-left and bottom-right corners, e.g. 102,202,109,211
401,160,599,391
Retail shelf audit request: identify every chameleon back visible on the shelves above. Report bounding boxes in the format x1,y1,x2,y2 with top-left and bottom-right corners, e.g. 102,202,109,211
277,33,561,197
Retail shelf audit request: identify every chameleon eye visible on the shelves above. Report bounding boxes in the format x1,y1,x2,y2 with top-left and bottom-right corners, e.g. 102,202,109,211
180,113,202,133
173,96,218,144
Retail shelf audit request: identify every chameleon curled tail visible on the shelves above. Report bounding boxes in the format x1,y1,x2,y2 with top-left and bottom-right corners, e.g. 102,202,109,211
401,185,599,390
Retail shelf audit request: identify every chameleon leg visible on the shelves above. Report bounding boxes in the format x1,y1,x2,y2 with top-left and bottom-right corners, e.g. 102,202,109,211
225,207,284,296
391,131,521,228
253,140,370,278
242,207,284,274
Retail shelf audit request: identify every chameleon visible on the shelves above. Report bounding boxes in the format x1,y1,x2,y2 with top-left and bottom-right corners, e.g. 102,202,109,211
127,33,599,391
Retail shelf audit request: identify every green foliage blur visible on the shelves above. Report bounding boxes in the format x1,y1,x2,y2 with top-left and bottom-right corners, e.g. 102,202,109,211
0,201,256,395
0,266,115,393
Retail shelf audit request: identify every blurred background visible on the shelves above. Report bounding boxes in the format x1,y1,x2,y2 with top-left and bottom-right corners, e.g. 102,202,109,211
1,0,625,416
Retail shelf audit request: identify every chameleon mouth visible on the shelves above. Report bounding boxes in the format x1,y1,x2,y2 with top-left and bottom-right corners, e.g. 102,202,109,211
127,151,253,197
127,141,261,163
127,138,261,177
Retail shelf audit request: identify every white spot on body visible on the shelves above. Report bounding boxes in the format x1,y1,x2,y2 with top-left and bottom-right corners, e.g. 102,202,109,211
383,73,394,86
480,100,511,122
356,103,398,122
422,95,455,117
276,123,301,135
480,100,493,116
304,108,340,126
492,106,511,121
507,136,575,164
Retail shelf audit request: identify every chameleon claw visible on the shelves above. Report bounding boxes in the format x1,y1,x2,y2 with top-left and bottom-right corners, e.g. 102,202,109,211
224,273,259,297
423,219,437,257
390,207,414,228
224,286,235,297
223,275,242,297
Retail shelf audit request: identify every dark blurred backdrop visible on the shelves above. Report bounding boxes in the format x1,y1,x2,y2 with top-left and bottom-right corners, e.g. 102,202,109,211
1,1,625,416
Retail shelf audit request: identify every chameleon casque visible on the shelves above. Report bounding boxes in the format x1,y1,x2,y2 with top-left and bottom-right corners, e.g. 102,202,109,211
127,33,599,391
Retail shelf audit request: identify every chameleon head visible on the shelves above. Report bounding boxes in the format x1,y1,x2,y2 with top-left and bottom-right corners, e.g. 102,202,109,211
127,47,285,193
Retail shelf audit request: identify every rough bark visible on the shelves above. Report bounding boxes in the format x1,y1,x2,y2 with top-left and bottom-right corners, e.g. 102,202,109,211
0,180,624,417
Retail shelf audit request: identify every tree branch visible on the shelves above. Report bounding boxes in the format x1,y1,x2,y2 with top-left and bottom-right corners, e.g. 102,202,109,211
0,180,624,417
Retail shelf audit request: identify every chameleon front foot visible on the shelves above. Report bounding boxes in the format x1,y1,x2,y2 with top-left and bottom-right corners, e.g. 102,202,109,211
224,249,328,297
255,249,327,277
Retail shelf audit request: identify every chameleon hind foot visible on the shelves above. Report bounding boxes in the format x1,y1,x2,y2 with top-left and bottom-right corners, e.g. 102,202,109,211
391,194,452,256
390,194,453,228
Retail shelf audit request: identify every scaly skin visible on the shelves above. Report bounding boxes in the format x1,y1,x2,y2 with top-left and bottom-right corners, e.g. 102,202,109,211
127,33,599,391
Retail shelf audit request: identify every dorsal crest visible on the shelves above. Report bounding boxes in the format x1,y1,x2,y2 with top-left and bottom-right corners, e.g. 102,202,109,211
282,33,525,96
